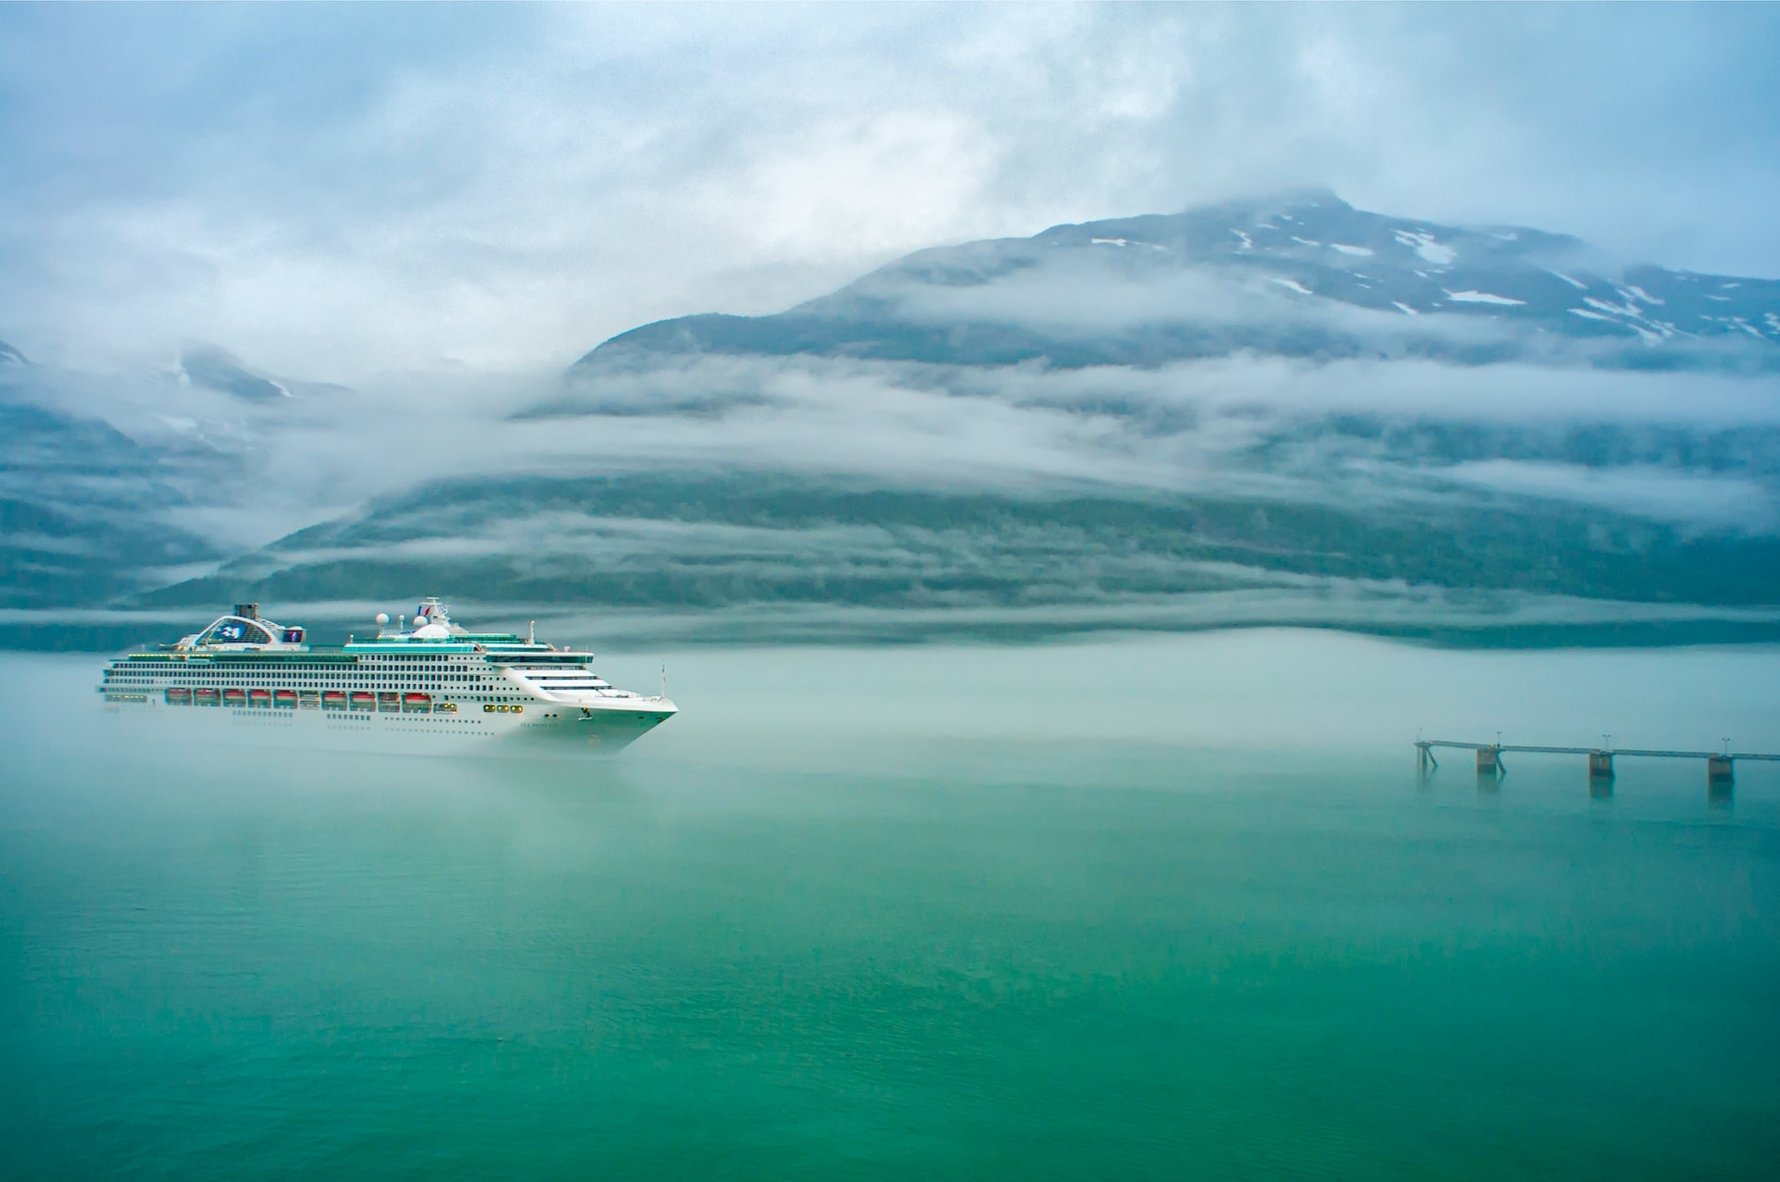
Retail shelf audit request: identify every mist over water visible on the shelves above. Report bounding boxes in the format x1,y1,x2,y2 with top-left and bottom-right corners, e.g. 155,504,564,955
4,633,1779,1178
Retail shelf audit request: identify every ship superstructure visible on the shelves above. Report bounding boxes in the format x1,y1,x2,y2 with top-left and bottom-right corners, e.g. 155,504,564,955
97,598,676,752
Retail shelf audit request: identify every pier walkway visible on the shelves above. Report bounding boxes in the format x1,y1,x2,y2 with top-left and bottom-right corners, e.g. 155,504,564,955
1416,738,1780,785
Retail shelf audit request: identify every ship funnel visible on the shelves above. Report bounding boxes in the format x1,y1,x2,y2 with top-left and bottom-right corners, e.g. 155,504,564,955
234,602,260,620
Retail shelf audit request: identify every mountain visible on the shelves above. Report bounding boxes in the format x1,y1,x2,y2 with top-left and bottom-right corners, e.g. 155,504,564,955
179,344,292,401
0,343,341,642
140,467,1780,649
0,396,219,618
13,191,1780,651
176,344,350,403
540,188,1777,417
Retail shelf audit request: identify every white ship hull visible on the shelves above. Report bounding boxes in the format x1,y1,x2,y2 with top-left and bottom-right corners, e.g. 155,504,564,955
101,695,673,755
97,598,677,758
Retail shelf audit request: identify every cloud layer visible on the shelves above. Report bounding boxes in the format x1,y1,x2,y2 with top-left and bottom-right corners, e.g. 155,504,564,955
3,4,1778,378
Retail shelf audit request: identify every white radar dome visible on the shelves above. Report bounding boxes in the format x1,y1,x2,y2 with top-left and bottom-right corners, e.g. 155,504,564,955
375,612,390,625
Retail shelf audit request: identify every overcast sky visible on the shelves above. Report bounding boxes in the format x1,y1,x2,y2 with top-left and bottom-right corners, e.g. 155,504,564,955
2,2,1776,380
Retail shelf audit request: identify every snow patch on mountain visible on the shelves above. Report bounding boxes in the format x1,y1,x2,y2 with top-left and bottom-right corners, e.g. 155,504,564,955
1090,236,1166,253
1584,296,1641,318
1392,229,1456,267
1444,290,1526,306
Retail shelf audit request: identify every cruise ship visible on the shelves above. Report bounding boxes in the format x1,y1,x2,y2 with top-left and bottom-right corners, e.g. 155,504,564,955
97,598,677,752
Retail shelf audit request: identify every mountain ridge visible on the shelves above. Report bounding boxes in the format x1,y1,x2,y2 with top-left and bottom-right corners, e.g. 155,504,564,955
546,189,1780,415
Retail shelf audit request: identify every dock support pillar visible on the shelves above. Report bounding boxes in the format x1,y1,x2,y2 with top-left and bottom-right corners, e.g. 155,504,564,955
1476,746,1501,777
1708,755,1734,785
1588,751,1615,781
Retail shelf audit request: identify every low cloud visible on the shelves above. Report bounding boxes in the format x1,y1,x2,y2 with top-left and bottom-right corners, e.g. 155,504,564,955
24,579,1777,652
1436,461,1775,533
13,329,1779,561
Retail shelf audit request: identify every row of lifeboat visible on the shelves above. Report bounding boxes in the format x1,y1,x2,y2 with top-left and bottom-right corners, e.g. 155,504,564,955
164,687,446,714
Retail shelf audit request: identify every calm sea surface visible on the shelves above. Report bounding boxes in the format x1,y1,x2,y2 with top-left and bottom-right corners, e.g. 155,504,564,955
3,632,1778,1179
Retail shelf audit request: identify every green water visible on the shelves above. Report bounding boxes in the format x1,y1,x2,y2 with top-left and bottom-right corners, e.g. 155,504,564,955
3,635,1778,1178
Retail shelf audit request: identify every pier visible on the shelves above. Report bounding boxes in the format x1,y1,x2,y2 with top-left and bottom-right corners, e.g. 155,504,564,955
1416,738,1778,789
